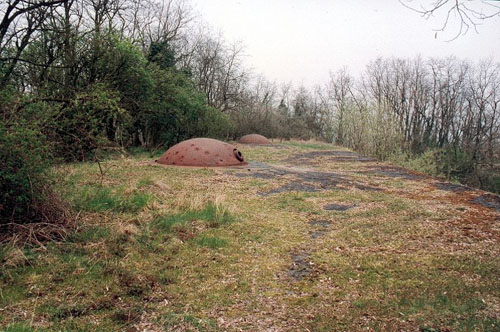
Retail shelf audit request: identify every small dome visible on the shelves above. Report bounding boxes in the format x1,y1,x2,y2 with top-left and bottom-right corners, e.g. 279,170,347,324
239,134,271,145
156,138,247,167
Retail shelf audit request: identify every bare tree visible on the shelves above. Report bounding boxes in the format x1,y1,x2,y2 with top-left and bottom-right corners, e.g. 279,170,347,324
400,0,500,39
0,0,68,85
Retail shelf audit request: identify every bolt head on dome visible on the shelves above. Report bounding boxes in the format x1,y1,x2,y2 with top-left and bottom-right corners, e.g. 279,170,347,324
239,134,271,145
156,138,247,167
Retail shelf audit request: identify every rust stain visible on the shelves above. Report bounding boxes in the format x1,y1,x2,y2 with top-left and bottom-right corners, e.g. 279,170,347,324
239,134,271,145
156,138,247,167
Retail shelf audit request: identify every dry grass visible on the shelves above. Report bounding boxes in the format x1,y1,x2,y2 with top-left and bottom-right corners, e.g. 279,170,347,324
1,140,499,332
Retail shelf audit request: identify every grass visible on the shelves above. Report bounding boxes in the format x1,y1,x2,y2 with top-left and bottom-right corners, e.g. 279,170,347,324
73,187,152,213
2,323,46,332
194,236,229,249
152,202,234,233
1,140,499,332
281,140,337,150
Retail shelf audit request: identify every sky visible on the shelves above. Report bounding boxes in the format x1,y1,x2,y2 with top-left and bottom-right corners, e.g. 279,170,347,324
190,0,500,87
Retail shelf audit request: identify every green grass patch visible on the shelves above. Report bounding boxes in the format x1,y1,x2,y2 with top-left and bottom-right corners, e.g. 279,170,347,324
152,203,234,233
0,284,27,307
69,225,110,243
277,193,318,213
282,141,335,150
74,187,152,213
136,177,154,188
194,236,229,249
1,323,46,332
128,146,163,159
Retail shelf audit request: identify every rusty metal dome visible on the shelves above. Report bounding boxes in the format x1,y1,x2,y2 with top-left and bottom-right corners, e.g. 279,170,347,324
156,138,247,167
239,134,271,145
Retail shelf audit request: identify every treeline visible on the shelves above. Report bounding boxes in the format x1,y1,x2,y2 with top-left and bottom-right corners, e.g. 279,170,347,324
233,57,500,193
1,0,237,160
328,57,500,194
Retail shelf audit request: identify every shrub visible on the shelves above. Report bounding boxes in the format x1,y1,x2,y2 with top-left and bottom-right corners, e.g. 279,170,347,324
0,121,71,236
0,122,52,223
49,84,131,161
390,148,444,178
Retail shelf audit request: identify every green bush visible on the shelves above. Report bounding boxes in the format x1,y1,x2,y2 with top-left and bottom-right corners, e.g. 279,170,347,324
0,122,53,224
49,84,131,161
390,148,444,178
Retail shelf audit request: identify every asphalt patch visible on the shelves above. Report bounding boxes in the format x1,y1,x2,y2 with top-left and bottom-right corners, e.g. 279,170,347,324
470,194,500,212
308,219,332,239
263,181,321,195
232,159,382,195
285,150,377,164
434,182,470,192
308,219,332,227
249,167,381,196
363,166,427,181
287,251,313,281
323,203,356,211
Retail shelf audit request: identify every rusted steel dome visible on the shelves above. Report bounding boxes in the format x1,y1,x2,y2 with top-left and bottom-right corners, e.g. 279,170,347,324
156,138,247,167
239,134,271,145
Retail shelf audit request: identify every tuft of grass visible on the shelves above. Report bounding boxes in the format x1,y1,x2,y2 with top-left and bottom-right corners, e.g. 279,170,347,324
152,202,234,233
136,177,154,188
74,187,151,213
194,236,229,249
69,225,110,243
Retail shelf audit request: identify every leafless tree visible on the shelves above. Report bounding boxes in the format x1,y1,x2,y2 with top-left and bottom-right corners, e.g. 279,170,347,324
400,0,500,40
0,0,68,85
191,31,249,112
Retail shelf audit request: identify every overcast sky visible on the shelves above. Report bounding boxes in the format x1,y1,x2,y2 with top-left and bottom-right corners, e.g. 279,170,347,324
190,0,500,87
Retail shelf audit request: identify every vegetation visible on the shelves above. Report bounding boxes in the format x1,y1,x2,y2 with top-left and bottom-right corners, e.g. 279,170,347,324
0,142,498,331
1,0,498,330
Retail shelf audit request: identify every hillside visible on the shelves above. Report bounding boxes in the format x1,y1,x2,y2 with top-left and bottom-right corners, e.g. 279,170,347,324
1,141,499,332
